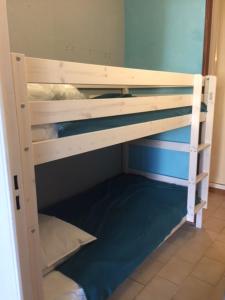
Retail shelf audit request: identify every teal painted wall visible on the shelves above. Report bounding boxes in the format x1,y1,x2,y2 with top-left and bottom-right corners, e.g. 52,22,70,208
125,0,205,73
125,0,206,179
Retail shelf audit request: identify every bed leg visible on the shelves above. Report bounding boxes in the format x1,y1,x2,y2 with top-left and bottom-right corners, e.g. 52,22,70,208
196,208,203,229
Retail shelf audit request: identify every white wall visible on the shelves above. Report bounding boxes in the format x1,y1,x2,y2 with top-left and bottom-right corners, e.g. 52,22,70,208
7,0,124,66
7,0,125,208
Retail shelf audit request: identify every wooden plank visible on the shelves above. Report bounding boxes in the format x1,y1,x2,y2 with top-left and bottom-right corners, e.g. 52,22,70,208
195,201,207,229
131,139,190,152
187,75,203,223
33,113,206,165
199,76,217,208
11,53,43,300
0,1,28,299
24,56,194,87
195,201,207,214
30,94,193,125
128,169,188,187
198,143,210,152
196,172,208,184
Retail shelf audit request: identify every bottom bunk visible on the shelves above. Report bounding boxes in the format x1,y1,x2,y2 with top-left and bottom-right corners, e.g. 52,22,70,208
41,174,198,300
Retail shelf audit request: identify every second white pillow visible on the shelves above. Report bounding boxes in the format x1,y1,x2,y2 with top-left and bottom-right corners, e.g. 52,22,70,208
39,214,96,275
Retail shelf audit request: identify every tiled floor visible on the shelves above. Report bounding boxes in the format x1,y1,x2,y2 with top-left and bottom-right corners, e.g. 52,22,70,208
109,189,225,300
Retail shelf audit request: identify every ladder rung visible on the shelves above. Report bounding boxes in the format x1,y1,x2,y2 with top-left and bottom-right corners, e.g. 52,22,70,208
196,172,208,184
194,201,207,214
198,143,210,152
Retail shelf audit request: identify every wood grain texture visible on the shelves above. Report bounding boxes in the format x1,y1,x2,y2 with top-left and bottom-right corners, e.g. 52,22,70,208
30,95,192,125
24,56,194,87
33,113,206,165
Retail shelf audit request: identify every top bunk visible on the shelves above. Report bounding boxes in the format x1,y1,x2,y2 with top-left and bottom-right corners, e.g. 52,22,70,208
11,53,208,166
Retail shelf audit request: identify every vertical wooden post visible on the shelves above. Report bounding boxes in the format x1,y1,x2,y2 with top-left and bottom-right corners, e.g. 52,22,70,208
11,53,43,300
198,76,217,208
0,0,40,299
187,75,203,223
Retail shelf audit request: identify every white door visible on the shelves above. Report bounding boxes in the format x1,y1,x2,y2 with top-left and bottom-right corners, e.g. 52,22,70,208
210,0,225,188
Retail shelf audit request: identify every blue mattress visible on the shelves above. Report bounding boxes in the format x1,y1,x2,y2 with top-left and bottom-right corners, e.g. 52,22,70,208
57,102,207,138
44,174,189,300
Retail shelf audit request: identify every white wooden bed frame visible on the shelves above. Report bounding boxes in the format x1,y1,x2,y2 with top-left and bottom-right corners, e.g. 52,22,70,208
10,52,216,300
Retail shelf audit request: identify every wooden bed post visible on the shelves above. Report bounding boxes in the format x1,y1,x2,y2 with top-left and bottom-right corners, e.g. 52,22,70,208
187,75,203,224
197,76,216,224
11,53,43,300
188,75,216,228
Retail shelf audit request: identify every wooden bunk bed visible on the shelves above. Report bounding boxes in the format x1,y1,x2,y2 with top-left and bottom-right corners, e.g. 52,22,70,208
10,53,216,300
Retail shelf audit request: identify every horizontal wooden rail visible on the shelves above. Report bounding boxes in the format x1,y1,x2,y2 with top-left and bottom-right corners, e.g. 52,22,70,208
128,169,188,187
130,139,190,152
23,55,194,87
33,113,206,165
29,95,192,125
130,140,210,153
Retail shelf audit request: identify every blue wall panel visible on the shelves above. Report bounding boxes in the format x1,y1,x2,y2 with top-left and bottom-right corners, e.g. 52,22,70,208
129,145,189,179
125,0,206,178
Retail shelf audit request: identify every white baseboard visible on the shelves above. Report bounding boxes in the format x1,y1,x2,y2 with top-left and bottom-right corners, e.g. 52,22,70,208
210,182,225,190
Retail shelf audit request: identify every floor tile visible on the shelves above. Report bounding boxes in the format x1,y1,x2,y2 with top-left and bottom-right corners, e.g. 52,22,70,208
208,191,224,204
210,277,225,300
109,278,144,300
216,229,225,244
172,276,213,300
220,200,225,210
176,238,209,264
205,241,225,263
136,277,177,300
167,227,195,247
189,228,216,248
192,256,225,285
205,229,219,241
204,209,214,219
213,207,225,221
158,257,193,285
203,217,225,233
151,241,180,264
131,256,164,285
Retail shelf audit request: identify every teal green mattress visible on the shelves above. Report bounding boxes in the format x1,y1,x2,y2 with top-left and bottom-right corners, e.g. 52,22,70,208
56,98,207,137
44,174,189,300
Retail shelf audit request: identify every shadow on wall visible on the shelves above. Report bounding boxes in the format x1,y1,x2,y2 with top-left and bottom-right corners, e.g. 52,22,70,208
35,145,123,210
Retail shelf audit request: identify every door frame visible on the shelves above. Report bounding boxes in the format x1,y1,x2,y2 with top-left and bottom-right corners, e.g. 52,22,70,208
203,0,222,75
202,0,213,75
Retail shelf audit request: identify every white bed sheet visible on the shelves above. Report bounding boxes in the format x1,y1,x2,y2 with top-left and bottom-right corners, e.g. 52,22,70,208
29,84,85,142
43,271,87,300
32,124,58,142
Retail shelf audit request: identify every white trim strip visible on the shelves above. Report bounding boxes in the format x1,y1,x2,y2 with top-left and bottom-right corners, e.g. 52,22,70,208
128,168,188,187
210,182,225,191
131,139,190,152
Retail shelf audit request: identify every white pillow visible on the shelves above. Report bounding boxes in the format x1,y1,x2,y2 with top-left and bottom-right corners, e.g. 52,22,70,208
27,84,85,101
39,214,96,275
27,84,55,100
43,271,87,300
